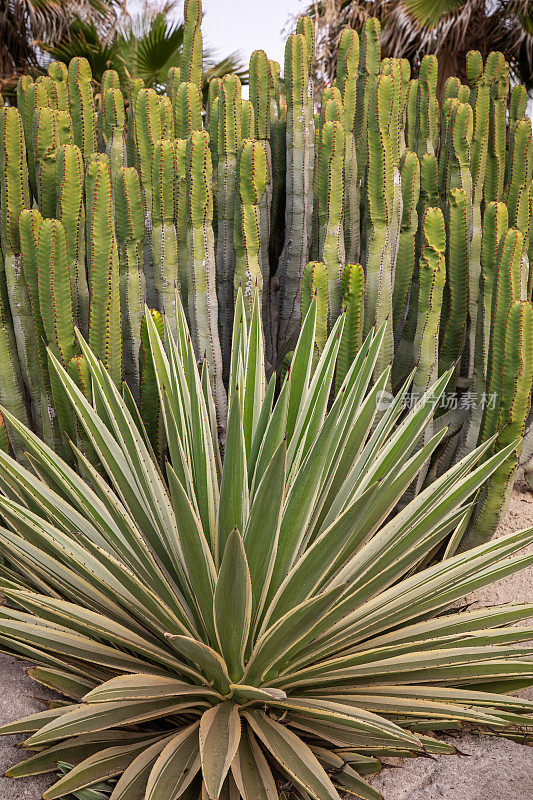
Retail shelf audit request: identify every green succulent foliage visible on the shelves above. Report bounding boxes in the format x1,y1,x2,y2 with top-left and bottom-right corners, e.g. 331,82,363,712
1,294,533,800
1,0,533,554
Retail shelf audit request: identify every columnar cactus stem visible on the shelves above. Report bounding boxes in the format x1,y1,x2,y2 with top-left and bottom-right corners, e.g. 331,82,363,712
412,207,446,399
18,78,48,199
234,139,266,316
140,309,164,455
335,262,364,392
98,69,120,151
239,101,253,140
102,87,126,182
167,67,181,110
317,120,345,321
174,138,189,318
463,300,533,549
126,78,144,169
363,72,395,377
479,227,523,445
181,0,203,93
354,18,380,177
484,52,508,203
301,261,329,358
335,28,359,264
504,117,533,295
174,81,202,139
68,57,97,163
158,95,174,140
392,150,420,333
277,32,314,354
86,159,122,386
465,51,490,378
55,144,89,335
186,130,226,422
134,87,161,307
217,74,242,370
0,107,38,415
47,61,69,111
151,139,179,336
33,107,59,219
439,187,469,373
414,55,439,158
115,167,146,400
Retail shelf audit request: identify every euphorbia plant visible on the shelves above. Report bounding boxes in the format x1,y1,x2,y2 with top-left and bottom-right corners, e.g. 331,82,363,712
0,293,532,800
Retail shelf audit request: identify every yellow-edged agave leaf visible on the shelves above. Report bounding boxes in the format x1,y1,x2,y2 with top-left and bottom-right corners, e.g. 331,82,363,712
244,710,341,800
214,529,252,681
110,735,177,800
145,723,201,800
231,727,278,800
42,736,166,799
1,276,533,800
199,703,241,799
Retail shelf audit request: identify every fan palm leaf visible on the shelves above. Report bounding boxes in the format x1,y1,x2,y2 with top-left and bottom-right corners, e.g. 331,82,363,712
0,291,532,800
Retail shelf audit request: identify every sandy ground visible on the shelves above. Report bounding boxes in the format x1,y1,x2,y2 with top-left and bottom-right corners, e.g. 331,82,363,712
0,486,532,799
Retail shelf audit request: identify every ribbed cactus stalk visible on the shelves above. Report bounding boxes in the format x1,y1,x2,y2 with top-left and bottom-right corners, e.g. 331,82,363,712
98,69,120,150
354,18,380,177
249,49,273,345
126,78,144,169
479,227,523,444
181,0,203,92
335,262,364,391
158,94,174,140
392,150,420,332
301,261,329,358
439,187,470,373
463,300,533,549
414,55,439,157
465,51,490,378
167,67,181,110
412,207,446,399
0,107,38,416
317,120,345,321
362,72,395,378
18,78,48,199
56,144,89,334
234,139,267,316
216,73,242,369
174,81,202,139
174,138,189,319
68,57,97,163
102,86,126,182
47,61,69,111
335,28,360,264
504,117,532,295
484,51,508,203
140,309,164,455
115,167,146,400
186,130,226,421
240,101,255,140
33,107,59,219
86,158,122,386
151,139,179,335
133,87,161,307
277,32,314,354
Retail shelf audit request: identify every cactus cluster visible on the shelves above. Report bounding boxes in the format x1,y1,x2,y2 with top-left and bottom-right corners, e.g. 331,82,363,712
0,2,532,548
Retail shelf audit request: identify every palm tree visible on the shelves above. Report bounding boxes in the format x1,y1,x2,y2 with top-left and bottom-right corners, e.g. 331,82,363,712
307,0,533,94
0,0,122,92
41,1,246,91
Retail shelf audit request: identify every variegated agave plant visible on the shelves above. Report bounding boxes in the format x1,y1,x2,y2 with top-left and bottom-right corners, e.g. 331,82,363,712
0,292,533,800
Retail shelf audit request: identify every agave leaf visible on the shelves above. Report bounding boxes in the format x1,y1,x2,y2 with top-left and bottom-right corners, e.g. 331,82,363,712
6,731,159,778
199,702,241,799
83,674,220,704
42,736,165,799
251,377,289,493
27,666,96,700
145,723,201,800
109,735,176,800
243,440,286,632
285,298,317,442
25,699,199,747
166,635,231,695
231,726,278,800
0,705,73,736
214,530,252,682
247,372,276,486
217,396,249,560
243,710,341,800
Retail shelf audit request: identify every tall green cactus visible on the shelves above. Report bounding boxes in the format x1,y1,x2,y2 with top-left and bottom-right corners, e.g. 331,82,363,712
234,139,267,316
68,57,97,163
151,139,179,335
317,120,345,321
86,159,122,386
335,262,364,391
186,130,226,421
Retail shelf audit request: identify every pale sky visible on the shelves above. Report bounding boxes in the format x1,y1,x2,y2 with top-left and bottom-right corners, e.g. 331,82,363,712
201,0,309,70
